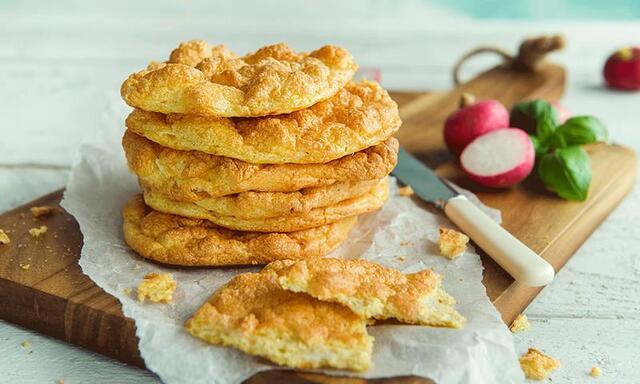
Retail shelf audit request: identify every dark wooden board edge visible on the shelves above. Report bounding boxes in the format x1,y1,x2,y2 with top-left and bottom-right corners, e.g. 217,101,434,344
0,190,145,367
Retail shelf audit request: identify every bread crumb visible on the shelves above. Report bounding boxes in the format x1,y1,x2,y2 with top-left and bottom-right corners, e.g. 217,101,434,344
30,206,56,218
519,348,560,380
438,227,469,259
137,272,176,303
19,263,30,270
510,314,530,333
398,185,414,196
21,340,31,348
590,366,602,377
123,287,133,297
29,225,48,238
395,255,406,263
0,229,10,244
57,379,65,384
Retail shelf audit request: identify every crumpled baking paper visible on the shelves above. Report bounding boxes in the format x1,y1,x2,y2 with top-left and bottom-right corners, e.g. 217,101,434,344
61,98,524,384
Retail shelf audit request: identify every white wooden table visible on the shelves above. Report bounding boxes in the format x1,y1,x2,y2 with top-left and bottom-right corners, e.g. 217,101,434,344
1,1,639,383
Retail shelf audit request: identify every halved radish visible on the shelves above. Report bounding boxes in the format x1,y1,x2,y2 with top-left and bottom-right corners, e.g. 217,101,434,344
460,128,534,188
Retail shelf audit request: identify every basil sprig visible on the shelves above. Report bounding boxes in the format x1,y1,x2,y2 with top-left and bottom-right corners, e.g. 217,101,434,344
548,116,608,148
538,147,592,201
510,100,608,201
510,99,559,137
533,112,559,156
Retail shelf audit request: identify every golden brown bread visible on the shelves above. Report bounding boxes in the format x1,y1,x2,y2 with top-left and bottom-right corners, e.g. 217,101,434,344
509,313,530,333
265,258,465,328
186,269,373,371
121,41,358,117
438,227,469,260
122,195,356,266
168,40,237,67
0,229,10,245
519,348,560,380
136,272,177,303
143,179,379,219
142,178,389,233
122,130,398,201
126,80,400,164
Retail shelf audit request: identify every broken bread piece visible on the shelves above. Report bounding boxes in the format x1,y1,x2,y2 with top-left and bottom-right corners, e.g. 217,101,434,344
137,272,177,303
186,270,373,371
265,258,465,328
439,227,469,259
510,313,530,333
398,185,414,196
0,229,10,244
30,206,56,218
29,225,48,238
519,348,560,380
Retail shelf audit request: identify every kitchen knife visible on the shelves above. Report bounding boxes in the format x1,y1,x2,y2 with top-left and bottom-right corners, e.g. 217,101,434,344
393,148,555,287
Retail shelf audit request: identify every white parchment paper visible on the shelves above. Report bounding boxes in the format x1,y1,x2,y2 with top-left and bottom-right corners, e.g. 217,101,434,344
61,99,524,384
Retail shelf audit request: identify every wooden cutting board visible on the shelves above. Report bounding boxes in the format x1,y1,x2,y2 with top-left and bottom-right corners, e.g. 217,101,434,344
0,63,636,383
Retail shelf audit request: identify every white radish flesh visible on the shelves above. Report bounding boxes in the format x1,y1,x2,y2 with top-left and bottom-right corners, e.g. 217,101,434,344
460,128,534,188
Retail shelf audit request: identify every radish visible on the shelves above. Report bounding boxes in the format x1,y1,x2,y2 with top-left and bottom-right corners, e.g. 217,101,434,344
603,47,640,91
460,128,535,188
443,93,510,156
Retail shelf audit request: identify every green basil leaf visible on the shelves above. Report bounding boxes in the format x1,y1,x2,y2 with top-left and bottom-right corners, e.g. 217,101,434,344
510,99,559,138
529,134,548,157
536,111,558,143
550,116,609,147
538,146,591,201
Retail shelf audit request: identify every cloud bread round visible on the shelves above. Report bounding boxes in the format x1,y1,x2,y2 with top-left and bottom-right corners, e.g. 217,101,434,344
126,80,400,164
122,130,398,200
143,178,389,233
167,40,238,67
186,270,373,371
144,179,379,220
121,40,358,117
123,195,357,266
265,258,466,328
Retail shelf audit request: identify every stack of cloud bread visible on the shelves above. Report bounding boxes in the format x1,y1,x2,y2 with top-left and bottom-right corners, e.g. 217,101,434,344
120,40,401,266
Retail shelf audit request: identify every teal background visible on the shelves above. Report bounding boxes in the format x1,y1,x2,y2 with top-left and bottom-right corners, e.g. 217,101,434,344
2,0,639,19
431,0,640,19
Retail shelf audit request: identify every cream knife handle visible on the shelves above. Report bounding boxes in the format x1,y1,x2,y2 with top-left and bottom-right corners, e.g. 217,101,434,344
444,195,555,287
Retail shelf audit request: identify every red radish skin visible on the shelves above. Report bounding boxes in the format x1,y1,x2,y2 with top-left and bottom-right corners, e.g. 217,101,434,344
443,97,510,156
603,47,640,91
551,101,571,124
460,128,535,188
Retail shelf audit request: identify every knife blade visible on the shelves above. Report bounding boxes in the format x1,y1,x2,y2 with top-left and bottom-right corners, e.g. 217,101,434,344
394,148,457,207
393,147,555,287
